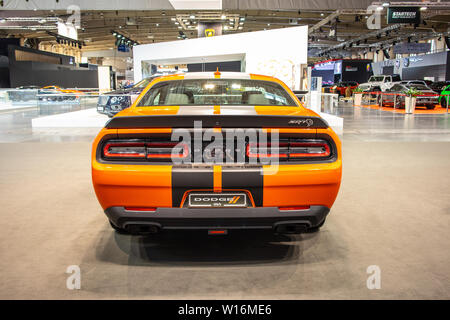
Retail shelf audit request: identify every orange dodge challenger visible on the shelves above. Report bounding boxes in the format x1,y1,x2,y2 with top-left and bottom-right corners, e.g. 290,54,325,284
92,72,342,235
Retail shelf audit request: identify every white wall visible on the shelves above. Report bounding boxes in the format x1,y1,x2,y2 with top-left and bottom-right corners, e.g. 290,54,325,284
97,66,111,92
133,26,308,89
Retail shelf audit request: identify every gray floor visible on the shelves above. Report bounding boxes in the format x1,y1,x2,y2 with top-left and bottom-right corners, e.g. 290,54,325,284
0,104,449,299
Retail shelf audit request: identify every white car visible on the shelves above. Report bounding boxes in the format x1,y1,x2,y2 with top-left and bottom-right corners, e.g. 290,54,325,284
358,74,401,93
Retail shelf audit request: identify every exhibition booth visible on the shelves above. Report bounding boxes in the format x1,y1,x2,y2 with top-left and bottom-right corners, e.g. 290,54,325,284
31,26,344,131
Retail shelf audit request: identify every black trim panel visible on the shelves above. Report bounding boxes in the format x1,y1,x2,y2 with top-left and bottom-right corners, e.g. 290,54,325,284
105,205,330,230
171,168,213,207
105,115,329,129
222,167,264,206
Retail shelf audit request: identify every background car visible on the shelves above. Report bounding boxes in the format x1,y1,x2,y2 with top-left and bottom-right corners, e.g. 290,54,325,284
8,85,40,102
331,81,358,96
379,83,439,110
358,74,401,93
97,76,159,117
430,81,450,94
439,84,450,109
38,86,83,102
399,80,427,86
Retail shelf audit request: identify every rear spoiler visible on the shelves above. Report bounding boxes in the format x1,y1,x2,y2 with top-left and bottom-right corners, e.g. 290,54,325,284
105,115,329,129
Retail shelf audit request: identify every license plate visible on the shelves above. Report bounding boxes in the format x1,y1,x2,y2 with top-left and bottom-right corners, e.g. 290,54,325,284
188,193,248,208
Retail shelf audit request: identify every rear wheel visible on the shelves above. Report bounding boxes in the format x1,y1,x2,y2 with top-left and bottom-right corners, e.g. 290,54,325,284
371,88,381,100
377,94,385,107
441,98,448,109
426,105,436,110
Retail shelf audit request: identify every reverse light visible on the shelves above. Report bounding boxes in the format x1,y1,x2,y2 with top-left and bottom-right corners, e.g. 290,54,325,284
146,142,189,159
246,142,289,159
103,142,146,158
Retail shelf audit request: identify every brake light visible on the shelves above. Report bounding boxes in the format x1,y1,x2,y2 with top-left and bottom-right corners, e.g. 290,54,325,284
246,140,331,160
279,206,310,211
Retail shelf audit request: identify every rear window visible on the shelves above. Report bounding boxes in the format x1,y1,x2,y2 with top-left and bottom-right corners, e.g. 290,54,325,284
136,79,298,107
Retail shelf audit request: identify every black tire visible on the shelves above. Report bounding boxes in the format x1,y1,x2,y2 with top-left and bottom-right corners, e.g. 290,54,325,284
306,219,326,233
110,221,130,234
377,95,383,106
441,98,448,109
371,88,381,99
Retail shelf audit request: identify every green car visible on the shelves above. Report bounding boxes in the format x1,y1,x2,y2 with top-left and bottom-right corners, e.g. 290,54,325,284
439,85,450,109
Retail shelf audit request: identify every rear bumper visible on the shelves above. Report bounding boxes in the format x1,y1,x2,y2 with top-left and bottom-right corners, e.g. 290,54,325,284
105,205,329,231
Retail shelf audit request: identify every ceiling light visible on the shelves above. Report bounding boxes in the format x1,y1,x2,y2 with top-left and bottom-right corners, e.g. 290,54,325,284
221,15,226,19
0,19,6,23
382,2,390,7
224,26,229,30
320,13,324,17
376,6,383,11
175,21,179,25
240,17,245,21
420,6,427,11
190,15,195,19
238,26,243,30
178,26,182,29
239,22,244,25
171,17,176,21
156,23,159,27
38,18,47,24
267,23,270,26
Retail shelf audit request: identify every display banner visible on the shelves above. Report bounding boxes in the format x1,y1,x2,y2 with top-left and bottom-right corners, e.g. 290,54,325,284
393,43,431,54
197,22,223,37
387,7,421,24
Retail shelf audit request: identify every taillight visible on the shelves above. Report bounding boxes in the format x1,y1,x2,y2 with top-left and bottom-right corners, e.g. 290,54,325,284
246,139,331,160
103,142,146,158
102,140,189,160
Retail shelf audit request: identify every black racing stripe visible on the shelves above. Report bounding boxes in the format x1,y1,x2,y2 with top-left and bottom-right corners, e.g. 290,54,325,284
222,167,264,207
171,168,213,207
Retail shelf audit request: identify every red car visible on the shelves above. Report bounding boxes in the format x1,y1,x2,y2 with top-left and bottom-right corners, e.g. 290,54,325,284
331,81,358,96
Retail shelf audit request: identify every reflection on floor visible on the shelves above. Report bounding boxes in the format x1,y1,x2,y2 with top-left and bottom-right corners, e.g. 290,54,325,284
358,103,448,114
